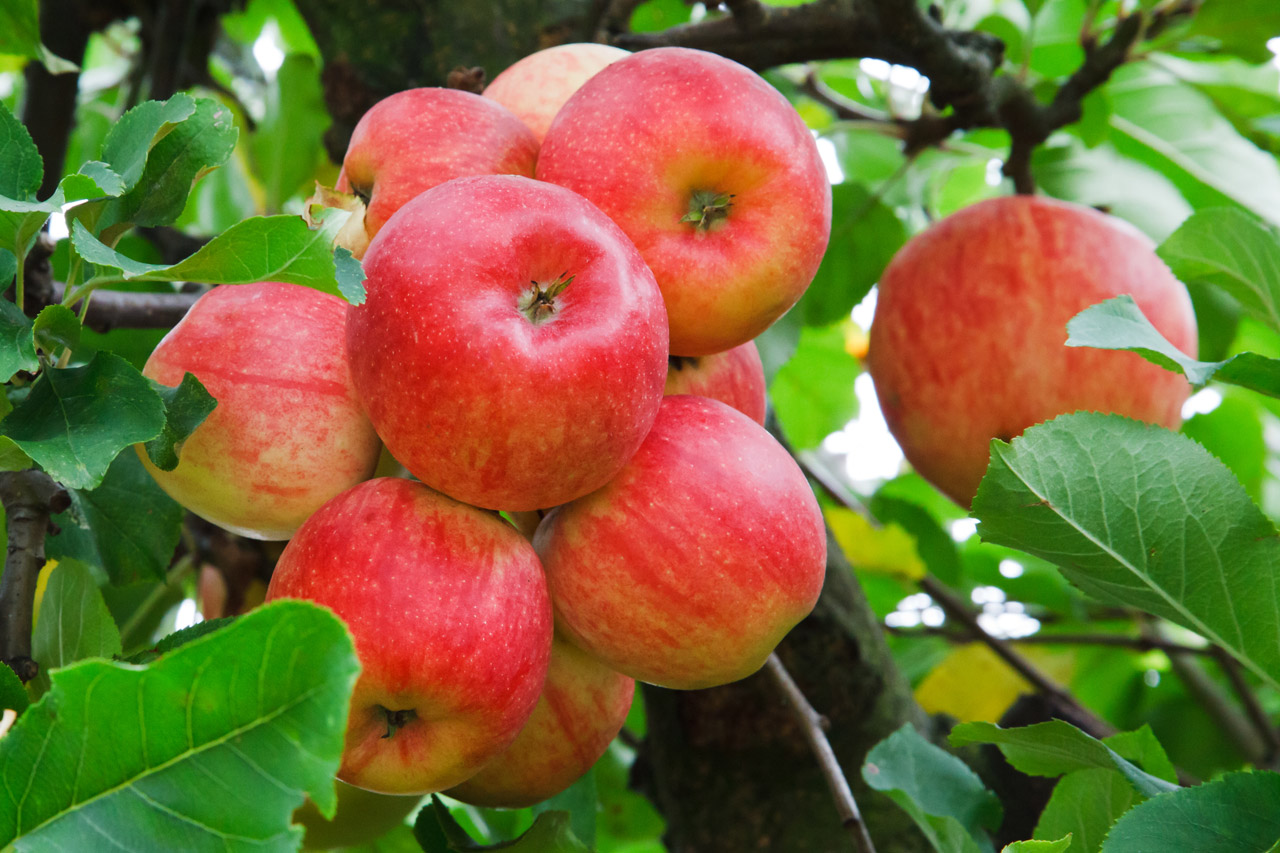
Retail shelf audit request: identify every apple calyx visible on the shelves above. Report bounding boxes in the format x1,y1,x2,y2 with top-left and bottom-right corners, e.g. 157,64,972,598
378,707,417,739
517,271,575,325
680,190,734,231
668,355,701,371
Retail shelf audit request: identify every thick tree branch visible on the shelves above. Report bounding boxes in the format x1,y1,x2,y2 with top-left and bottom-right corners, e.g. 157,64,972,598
765,653,878,853
0,470,69,682
51,282,202,333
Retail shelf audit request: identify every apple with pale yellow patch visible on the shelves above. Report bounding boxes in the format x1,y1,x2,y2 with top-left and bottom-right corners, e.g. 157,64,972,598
665,341,767,424
483,43,629,143
265,477,553,795
137,282,381,540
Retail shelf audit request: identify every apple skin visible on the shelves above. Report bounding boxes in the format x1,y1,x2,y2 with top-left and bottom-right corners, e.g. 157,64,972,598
483,43,629,143
536,46,831,357
664,340,767,425
138,282,381,540
293,781,421,850
346,174,669,512
336,88,538,256
867,195,1198,507
265,477,554,795
535,395,827,690
445,634,634,808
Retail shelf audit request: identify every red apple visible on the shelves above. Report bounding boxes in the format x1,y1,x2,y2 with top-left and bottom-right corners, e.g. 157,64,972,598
137,282,381,540
446,634,634,808
335,88,538,257
536,46,831,357
664,340,767,425
535,395,827,690
346,174,669,512
265,477,553,795
867,195,1198,507
483,43,629,143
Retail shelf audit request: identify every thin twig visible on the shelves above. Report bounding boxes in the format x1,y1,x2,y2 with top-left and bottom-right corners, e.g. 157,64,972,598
887,625,1214,657
764,653,877,853
1210,646,1280,767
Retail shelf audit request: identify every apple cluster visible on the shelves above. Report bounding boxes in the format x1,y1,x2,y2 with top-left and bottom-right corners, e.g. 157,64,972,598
139,44,832,805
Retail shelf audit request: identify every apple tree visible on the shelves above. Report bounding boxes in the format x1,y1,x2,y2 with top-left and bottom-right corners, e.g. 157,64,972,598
1,0,1279,851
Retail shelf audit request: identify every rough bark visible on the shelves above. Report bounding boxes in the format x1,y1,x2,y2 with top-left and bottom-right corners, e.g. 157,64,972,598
636,535,930,853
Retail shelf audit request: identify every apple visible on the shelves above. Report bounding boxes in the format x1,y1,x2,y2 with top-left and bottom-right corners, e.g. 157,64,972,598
536,46,832,357
665,340,767,425
137,282,381,540
293,781,421,850
265,477,553,795
346,174,669,512
535,395,827,690
482,43,629,143
334,88,538,257
446,634,634,808
867,195,1198,507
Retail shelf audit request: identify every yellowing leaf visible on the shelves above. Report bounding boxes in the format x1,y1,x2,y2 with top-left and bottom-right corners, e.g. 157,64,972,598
824,506,925,580
915,643,1076,723
29,559,57,631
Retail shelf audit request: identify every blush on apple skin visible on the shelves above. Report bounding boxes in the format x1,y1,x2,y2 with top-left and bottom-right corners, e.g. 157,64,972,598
867,194,1198,507
445,634,634,808
536,46,832,357
337,88,538,253
535,395,827,691
346,174,669,513
483,43,629,144
665,340,767,425
265,478,554,796
137,282,381,540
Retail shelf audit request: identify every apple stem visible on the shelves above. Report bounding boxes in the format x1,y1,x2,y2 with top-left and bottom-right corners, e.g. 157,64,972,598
680,190,734,230
518,271,575,326
668,355,702,372
379,707,417,739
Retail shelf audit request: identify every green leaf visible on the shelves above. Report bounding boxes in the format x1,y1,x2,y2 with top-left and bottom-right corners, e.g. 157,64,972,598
142,373,217,471
29,559,122,696
123,617,237,665
1107,63,1280,225
0,0,38,60
798,182,906,326
76,97,238,236
0,100,42,200
0,296,37,381
1181,390,1266,502
1155,208,1280,332
1004,837,1072,853
32,304,81,355
249,54,328,213
0,437,33,472
1182,0,1280,63
45,450,184,585
532,768,597,848
97,94,198,197
971,412,1280,690
0,600,360,851
414,796,590,852
769,323,860,449
334,246,367,305
1066,295,1280,396
0,352,166,490
1101,771,1280,852
863,723,1002,853
949,721,1178,799
0,248,14,287
0,662,28,715
1034,769,1136,853
72,215,364,303
1030,0,1086,79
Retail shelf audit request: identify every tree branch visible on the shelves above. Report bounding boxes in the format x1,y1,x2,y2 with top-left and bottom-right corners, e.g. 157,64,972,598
50,282,202,333
0,470,69,682
887,625,1214,657
1209,646,1280,768
765,653,878,853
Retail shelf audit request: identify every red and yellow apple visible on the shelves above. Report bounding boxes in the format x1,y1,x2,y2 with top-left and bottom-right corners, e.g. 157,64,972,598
535,395,827,690
867,195,1198,506
346,174,669,512
335,88,537,257
536,47,831,356
137,282,381,540
265,477,553,795
664,340,767,424
483,43,629,143
446,634,634,808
